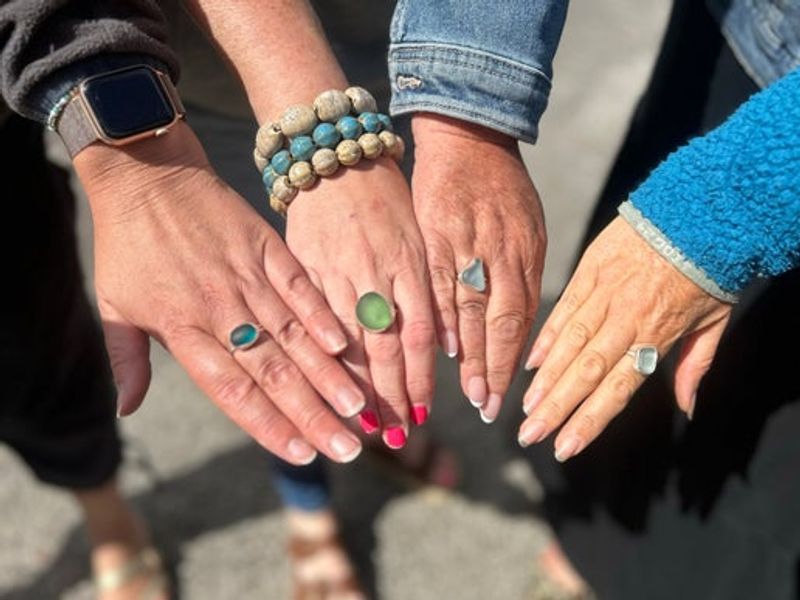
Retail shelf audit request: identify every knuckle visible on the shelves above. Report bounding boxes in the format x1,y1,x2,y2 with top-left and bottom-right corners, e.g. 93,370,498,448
368,335,403,364
283,268,315,301
577,350,607,385
566,321,592,348
256,354,301,391
608,375,636,410
574,412,599,436
540,397,566,423
212,372,256,411
489,310,527,344
402,319,437,352
457,298,487,321
562,291,582,314
197,282,226,313
406,377,434,403
274,318,307,349
430,266,456,296
295,405,329,435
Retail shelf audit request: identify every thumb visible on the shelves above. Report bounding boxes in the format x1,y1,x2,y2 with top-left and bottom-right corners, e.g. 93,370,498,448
99,301,152,417
673,318,728,419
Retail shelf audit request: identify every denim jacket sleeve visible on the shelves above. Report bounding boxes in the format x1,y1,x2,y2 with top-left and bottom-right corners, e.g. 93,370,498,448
388,0,569,144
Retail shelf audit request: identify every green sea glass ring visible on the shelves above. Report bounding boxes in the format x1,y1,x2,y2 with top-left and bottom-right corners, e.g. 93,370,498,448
626,345,659,376
457,257,487,293
355,292,396,333
229,322,263,352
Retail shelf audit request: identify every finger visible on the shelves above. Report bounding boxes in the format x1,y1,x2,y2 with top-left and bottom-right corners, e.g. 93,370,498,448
525,264,597,370
263,234,348,355
455,257,489,409
355,280,409,449
242,278,366,418
550,351,649,462
424,232,459,358
393,267,437,427
168,328,324,465
484,259,532,416
674,318,728,419
322,277,381,436
520,319,636,445
99,300,152,417
523,297,609,415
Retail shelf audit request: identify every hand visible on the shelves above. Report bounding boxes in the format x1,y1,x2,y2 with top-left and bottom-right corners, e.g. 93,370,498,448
519,217,733,461
285,160,437,449
74,122,367,465
411,113,546,423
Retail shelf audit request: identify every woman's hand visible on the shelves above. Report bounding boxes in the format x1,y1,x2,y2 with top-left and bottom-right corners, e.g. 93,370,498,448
519,217,733,460
76,122,366,465
285,160,437,449
411,114,546,424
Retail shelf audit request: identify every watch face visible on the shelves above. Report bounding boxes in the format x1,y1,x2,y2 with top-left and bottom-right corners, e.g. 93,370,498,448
82,67,175,140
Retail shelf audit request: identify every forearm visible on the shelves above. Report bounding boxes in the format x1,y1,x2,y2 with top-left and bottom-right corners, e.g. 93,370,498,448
182,0,348,122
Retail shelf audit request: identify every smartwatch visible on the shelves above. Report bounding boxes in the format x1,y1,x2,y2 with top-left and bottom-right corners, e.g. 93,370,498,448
54,65,186,158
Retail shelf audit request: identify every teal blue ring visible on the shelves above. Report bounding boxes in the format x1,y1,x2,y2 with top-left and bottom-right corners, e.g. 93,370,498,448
229,322,263,352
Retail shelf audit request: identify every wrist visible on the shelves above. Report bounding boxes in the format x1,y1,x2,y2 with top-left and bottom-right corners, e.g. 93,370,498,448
411,112,518,151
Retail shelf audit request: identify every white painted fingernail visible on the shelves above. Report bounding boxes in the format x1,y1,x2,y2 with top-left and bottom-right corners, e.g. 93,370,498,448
480,393,501,424
523,388,544,415
337,388,366,418
518,419,548,448
288,439,318,465
444,330,458,358
554,435,583,463
330,432,362,463
467,376,487,408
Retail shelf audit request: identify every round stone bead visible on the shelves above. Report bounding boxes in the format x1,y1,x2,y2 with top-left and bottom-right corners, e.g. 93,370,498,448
313,90,351,122
262,165,280,193
355,292,395,333
253,147,269,173
345,86,378,114
279,104,318,137
272,175,298,204
229,322,260,350
378,131,399,156
255,122,284,158
270,149,294,175
377,113,393,132
288,161,317,190
312,122,341,149
358,112,382,133
336,115,362,140
358,133,383,160
269,194,288,217
311,148,339,176
290,135,316,161
336,139,363,166
386,134,405,162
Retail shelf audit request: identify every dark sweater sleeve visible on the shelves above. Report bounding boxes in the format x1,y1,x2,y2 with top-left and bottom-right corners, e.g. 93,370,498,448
0,0,179,122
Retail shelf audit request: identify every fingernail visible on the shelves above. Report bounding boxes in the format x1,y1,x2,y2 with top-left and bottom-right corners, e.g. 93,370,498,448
687,392,697,421
359,410,380,434
518,419,548,448
467,376,487,408
525,342,546,371
554,435,583,462
337,388,366,418
444,330,458,358
411,404,429,426
480,393,502,424
523,388,545,416
325,331,348,354
115,384,126,418
383,427,407,449
288,438,318,465
329,432,362,463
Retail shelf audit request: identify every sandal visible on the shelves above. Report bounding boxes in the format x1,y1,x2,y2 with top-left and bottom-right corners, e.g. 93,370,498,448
94,546,169,600
289,534,366,600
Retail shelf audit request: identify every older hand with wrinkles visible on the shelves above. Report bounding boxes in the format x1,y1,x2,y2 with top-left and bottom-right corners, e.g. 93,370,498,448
519,217,733,461
411,113,546,424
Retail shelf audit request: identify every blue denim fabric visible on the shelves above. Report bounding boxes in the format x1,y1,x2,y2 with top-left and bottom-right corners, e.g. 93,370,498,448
271,457,331,511
388,0,568,144
707,0,800,87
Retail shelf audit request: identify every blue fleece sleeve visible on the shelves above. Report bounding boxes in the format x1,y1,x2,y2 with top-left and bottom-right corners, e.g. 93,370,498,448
625,66,800,298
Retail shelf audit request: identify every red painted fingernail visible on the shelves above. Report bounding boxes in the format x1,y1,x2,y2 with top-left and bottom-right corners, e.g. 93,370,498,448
384,427,407,449
411,405,429,426
359,410,380,435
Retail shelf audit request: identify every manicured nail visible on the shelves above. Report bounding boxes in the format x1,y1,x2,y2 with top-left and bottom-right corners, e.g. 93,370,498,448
411,405,429,426
359,410,380,434
288,438,318,465
523,388,545,416
467,376,487,408
329,432,362,463
115,384,126,418
518,419,548,447
337,388,366,418
687,392,697,421
325,330,348,354
554,435,583,462
444,330,458,358
480,393,502,424
383,427,407,449
525,340,547,371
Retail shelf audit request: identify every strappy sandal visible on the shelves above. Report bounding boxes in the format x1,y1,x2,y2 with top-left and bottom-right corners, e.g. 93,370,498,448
289,534,366,600
94,546,169,600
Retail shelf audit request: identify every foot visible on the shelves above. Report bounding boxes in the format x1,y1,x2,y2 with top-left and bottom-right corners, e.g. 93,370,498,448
529,540,592,600
73,481,169,600
286,509,366,600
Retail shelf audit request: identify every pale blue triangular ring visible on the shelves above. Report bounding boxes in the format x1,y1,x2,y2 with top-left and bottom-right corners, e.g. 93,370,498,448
458,257,487,293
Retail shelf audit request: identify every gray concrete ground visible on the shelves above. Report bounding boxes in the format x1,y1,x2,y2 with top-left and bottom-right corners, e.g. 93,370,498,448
0,3,669,599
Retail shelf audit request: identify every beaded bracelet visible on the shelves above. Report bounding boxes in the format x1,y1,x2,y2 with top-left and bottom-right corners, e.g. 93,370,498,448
253,87,405,217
